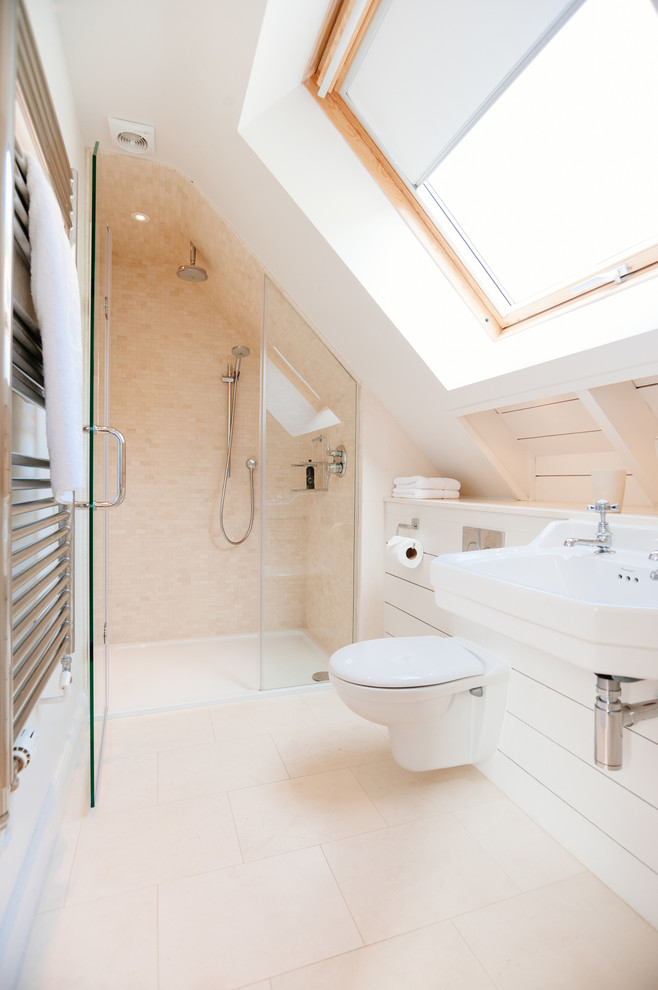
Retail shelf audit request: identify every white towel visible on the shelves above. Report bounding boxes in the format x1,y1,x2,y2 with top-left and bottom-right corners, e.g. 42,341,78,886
394,476,460,490
27,153,84,504
392,488,460,499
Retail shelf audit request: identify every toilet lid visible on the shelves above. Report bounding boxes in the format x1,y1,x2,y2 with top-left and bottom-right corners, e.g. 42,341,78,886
329,636,484,688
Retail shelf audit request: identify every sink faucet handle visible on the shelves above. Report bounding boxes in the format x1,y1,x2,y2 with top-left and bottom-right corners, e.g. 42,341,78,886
586,500,620,513
649,551,658,561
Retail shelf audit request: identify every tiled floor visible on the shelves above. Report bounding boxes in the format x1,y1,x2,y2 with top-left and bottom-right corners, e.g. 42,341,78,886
18,689,658,989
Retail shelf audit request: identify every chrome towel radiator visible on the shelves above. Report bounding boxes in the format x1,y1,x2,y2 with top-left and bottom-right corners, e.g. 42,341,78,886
0,0,80,833
2,146,76,824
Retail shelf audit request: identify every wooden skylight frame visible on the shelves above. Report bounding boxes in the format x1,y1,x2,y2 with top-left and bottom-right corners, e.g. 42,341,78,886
305,0,658,339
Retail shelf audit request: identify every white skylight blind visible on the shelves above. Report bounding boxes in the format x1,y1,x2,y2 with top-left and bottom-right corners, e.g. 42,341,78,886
418,0,658,313
341,0,580,187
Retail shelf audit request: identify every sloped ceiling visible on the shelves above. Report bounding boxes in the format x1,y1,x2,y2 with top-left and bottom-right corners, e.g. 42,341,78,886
43,0,658,497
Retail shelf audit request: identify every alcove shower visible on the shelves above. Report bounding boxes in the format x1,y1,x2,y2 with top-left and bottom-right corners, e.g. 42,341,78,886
90,150,357,729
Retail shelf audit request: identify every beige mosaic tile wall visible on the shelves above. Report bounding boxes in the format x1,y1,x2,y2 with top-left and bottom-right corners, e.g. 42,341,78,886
94,157,357,655
263,283,357,657
95,155,262,644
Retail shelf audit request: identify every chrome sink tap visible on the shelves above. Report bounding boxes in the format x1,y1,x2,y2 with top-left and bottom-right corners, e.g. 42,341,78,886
563,499,620,553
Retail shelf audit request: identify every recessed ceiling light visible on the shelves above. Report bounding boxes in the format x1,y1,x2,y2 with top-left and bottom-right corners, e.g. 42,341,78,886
131,211,150,223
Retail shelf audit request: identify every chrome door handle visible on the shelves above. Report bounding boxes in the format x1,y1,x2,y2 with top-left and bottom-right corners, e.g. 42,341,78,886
75,425,126,509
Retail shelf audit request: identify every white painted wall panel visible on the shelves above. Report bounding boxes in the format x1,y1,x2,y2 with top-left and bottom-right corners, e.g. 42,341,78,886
383,574,439,628
384,551,437,589
501,714,658,876
501,398,599,438
383,603,448,637
487,751,658,930
508,671,658,808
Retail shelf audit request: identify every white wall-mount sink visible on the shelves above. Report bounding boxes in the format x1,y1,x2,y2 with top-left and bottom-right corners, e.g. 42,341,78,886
430,520,658,680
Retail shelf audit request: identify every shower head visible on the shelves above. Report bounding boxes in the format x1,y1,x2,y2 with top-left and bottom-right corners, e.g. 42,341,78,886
177,242,208,282
232,345,250,358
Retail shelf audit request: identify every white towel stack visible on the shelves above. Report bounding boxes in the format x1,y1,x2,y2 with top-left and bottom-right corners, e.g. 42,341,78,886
27,153,84,504
392,476,461,499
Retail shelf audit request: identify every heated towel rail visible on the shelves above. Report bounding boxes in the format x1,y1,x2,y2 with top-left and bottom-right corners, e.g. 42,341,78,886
7,148,75,783
1,0,77,833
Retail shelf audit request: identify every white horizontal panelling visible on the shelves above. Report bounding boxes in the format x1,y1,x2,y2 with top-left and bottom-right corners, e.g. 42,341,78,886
384,550,436,589
383,574,439,628
535,454,651,506
534,475,593,504
383,603,448,637
385,509,462,553
385,502,554,554
500,713,658,876
501,399,599,439
494,392,575,413
483,390,658,509
508,670,658,809
535,474,650,506
484,751,658,930
537,452,625,475
517,430,610,455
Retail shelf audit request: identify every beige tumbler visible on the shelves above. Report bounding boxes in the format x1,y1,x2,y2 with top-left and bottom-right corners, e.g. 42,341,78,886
591,468,626,508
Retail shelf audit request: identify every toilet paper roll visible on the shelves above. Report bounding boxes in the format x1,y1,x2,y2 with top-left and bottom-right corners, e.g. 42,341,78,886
386,536,423,568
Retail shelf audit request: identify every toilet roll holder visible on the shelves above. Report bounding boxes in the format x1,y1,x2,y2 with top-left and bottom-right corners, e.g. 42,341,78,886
396,517,419,535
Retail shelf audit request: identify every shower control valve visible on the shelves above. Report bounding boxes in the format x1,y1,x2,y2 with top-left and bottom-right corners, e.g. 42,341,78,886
327,444,347,478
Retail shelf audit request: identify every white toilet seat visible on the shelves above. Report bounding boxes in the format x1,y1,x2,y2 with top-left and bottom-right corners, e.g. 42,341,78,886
328,634,510,771
329,635,485,688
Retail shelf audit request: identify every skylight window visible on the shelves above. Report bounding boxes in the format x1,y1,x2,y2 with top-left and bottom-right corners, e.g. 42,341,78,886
310,0,658,332
418,0,658,318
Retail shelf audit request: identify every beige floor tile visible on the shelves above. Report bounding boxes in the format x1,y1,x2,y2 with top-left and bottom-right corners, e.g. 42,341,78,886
61,749,92,823
353,760,503,825
271,921,495,989
93,750,158,816
302,687,370,725
209,694,319,739
17,887,158,990
229,768,386,860
454,797,586,891
323,813,519,943
271,721,391,777
36,820,81,913
158,847,363,990
454,872,658,989
158,734,288,802
103,706,215,761
66,792,242,904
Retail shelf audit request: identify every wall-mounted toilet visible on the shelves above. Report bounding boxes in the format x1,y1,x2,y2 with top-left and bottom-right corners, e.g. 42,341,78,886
328,635,509,772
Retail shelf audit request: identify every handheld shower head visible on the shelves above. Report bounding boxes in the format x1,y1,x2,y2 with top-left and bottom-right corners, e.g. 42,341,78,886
177,242,208,282
231,345,250,378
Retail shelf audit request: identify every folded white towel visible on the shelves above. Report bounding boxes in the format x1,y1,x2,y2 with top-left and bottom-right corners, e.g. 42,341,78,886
394,476,460,490
27,153,84,504
392,488,460,499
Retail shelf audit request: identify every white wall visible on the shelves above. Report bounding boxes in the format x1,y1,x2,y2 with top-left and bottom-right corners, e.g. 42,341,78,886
383,498,658,929
358,388,439,640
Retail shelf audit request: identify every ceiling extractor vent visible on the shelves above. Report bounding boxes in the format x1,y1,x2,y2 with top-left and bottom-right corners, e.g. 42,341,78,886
107,117,155,155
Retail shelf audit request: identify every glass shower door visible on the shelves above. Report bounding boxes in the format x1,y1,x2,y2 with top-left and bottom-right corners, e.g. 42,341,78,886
260,279,357,689
88,144,120,804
